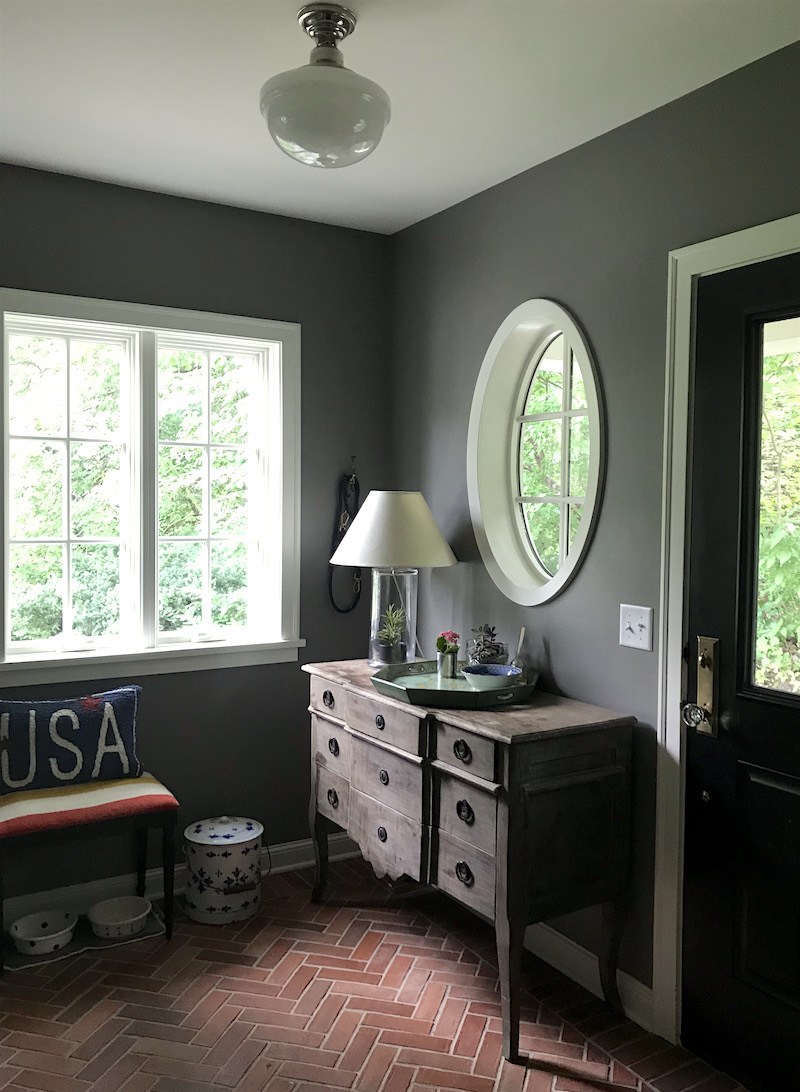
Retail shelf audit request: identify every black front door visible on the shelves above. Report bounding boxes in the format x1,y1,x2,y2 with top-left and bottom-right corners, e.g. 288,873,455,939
682,251,800,1091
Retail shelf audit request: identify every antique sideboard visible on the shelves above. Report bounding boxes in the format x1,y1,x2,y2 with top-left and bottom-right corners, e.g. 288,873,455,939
303,659,634,1061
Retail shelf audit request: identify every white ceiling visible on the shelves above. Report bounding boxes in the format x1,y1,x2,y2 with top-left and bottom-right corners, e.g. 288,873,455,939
1,1,798,234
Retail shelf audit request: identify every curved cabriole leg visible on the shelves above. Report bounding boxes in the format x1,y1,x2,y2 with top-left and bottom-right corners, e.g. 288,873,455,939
496,911,525,1062
599,897,625,1014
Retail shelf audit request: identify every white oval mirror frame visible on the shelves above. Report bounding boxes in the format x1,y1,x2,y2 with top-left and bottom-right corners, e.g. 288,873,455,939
466,299,605,606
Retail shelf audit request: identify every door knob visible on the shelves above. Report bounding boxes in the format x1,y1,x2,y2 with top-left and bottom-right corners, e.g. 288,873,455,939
682,702,710,729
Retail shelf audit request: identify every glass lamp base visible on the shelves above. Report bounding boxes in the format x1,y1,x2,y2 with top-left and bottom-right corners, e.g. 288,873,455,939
368,568,417,667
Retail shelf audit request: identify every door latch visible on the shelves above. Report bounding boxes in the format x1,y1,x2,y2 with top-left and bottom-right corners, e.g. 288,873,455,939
681,636,719,737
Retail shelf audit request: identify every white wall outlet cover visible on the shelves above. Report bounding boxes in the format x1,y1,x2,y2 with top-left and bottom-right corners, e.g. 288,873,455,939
620,604,654,651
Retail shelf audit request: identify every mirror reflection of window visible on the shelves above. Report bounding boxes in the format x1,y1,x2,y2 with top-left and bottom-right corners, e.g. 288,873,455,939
517,334,590,577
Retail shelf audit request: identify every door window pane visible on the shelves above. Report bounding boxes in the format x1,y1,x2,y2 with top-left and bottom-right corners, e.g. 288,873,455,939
754,316,800,694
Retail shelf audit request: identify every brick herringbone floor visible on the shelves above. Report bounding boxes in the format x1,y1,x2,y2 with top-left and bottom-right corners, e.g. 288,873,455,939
0,858,746,1092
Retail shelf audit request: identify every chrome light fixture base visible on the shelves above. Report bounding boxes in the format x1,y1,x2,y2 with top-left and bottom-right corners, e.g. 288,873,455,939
297,4,357,46
260,3,391,169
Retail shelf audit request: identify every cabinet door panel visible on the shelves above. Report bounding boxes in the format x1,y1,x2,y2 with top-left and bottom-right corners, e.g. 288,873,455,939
520,764,630,919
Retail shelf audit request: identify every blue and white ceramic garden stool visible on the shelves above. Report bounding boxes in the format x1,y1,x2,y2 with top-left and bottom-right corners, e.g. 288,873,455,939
183,815,264,924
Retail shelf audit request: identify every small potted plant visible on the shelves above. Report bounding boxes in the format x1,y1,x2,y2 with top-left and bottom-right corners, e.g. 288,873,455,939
373,603,407,665
435,629,460,680
467,623,508,665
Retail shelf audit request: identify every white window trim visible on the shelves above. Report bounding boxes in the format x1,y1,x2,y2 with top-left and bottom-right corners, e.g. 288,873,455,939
467,298,605,606
0,288,304,684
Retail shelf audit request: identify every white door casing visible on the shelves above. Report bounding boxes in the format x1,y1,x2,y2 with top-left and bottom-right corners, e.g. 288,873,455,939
654,212,800,1041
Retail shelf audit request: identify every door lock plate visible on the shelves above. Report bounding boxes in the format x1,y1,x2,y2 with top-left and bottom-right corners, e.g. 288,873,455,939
695,635,718,736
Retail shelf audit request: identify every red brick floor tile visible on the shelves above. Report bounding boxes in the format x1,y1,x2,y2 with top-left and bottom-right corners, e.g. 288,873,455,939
0,859,752,1092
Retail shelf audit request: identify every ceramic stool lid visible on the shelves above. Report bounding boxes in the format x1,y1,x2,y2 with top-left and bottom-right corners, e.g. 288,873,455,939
184,815,264,845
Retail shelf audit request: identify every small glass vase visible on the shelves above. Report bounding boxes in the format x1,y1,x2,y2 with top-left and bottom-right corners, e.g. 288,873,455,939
437,650,458,680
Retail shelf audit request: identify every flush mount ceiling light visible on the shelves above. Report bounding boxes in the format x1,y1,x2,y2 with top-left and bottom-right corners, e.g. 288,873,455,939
259,4,391,169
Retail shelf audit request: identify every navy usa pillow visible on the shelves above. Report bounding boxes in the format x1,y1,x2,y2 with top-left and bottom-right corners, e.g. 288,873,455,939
0,686,143,795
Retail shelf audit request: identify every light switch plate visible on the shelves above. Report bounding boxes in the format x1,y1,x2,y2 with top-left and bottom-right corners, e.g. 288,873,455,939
620,604,653,650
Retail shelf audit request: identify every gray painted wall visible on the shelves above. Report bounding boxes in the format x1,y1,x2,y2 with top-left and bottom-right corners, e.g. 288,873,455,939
0,166,393,893
1,41,798,989
390,42,800,985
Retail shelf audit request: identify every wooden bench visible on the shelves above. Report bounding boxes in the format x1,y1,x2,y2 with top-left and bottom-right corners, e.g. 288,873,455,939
0,773,178,971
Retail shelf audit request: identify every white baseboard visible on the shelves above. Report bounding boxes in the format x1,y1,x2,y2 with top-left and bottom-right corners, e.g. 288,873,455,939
2,832,360,928
525,922,654,1033
2,836,653,1034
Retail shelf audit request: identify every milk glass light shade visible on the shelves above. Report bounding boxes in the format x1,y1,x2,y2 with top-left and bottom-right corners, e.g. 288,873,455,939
260,62,391,168
260,5,390,169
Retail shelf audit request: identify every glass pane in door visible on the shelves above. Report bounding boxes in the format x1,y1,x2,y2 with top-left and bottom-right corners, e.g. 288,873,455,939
754,315,800,694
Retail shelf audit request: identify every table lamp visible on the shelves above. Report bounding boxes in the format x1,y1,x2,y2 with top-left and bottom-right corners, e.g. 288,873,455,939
330,490,457,666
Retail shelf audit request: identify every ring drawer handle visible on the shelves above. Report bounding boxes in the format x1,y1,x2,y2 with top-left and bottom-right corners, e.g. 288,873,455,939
453,738,472,764
379,769,390,786
328,737,340,757
456,799,475,825
377,826,388,843
375,714,385,730
327,788,339,809
323,689,335,708
455,861,474,887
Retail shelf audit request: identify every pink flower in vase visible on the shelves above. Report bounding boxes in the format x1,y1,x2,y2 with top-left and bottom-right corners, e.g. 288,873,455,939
436,630,460,654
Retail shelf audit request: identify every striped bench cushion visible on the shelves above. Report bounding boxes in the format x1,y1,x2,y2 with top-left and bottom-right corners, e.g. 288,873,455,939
0,773,178,838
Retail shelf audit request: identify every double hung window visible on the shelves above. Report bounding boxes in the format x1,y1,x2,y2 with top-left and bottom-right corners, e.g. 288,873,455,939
1,290,301,682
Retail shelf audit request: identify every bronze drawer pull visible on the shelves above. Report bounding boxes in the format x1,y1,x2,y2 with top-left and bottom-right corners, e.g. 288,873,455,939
328,737,340,757
456,799,475,825
455,861,474,887
379,769,390,786
377,826,388,842
375,714,385,730
327,788,339,809
453,738,472,764
323,689,335,708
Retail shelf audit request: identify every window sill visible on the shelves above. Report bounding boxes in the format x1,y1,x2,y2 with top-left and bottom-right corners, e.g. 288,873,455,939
0,639,306,688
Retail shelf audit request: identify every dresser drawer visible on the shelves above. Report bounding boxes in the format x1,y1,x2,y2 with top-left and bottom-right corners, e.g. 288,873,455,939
347,690,423,755
351,734,422,821
436,770,497,856
311,713,352,776
309,676,348,720
349,789,423,882
436,721,497,782
436,829,496,920
315,765,350,826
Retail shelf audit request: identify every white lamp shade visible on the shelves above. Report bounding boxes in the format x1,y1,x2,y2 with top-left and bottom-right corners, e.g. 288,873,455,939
330,491,457,568
260,63,391,168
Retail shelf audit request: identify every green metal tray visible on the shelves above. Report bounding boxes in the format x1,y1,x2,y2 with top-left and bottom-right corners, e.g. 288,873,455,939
370,660,538,709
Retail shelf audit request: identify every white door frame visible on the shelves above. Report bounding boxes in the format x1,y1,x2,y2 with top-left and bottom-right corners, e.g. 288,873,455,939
653,212,800,1041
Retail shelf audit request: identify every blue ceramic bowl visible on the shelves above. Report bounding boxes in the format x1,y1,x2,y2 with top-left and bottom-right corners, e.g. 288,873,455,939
461,663,523,690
